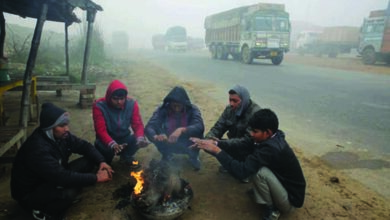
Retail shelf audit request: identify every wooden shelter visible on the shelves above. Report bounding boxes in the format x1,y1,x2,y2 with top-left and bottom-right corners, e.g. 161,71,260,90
0,0,102,158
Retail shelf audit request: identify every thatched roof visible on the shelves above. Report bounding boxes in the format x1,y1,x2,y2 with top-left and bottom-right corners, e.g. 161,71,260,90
0,0,103,24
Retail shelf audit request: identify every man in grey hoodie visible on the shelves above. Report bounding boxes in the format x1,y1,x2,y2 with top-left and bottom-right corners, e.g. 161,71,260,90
205,85,261,181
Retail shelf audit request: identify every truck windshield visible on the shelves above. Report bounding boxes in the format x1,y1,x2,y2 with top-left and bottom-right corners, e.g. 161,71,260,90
254,16,289,32
363,20,385,34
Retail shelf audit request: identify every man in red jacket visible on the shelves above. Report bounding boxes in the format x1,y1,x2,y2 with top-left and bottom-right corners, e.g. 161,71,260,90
93,80,149,167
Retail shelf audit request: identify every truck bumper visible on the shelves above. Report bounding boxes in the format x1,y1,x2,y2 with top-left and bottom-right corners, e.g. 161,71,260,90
251,48,287,58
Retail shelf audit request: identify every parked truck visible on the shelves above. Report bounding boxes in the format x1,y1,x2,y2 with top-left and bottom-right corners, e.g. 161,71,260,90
296,27,359,57
358,4,390,65
165,26,188,52
204,3,291,65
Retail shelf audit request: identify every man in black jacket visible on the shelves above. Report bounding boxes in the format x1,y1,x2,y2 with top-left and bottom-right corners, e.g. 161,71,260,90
11,103,113,220
191,109,306,220
145,86,204,171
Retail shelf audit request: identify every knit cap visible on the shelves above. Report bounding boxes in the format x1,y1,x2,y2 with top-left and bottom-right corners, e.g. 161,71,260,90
39,102,69,130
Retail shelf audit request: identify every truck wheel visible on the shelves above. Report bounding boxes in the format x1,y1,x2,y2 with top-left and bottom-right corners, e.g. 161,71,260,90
210,45,217,59
362,48,376,65
241,46,253,64
271,54,283,65
216,45,228,60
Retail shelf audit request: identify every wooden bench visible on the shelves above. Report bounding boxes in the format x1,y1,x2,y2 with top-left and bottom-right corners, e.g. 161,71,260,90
0,126,25,162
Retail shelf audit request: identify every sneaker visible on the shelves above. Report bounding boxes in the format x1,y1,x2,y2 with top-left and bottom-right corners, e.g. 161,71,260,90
262,205,280,220
32,210,48,220
32,209,66,220
189,157,201,171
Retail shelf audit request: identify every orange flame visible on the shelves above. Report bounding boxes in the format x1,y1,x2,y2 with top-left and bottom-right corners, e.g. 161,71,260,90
131,170,144,195
132,160,139,165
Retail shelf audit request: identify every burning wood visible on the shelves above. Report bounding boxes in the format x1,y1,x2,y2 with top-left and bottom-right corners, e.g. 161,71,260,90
130,159,193,220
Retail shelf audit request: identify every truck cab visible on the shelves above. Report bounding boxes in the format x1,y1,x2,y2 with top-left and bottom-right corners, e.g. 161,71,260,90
165,26,188,52
240,6,291,64
359,9,390,64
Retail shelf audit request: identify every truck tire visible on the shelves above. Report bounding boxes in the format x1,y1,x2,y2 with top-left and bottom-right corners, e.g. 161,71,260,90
216,45,228,60
241,46,253,64
210,45,218,59
362,47,376,65
271,54,283,65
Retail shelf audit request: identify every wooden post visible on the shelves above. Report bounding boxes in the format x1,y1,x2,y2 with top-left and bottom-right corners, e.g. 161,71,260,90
19,2,48,129
0,12,6,59
81,9,97,85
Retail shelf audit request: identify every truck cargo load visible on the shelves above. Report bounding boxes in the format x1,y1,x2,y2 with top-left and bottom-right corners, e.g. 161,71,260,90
204,3,291,65
296,26,359,57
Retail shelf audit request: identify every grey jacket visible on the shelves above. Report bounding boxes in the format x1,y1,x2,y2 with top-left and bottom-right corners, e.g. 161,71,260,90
205,85,261,139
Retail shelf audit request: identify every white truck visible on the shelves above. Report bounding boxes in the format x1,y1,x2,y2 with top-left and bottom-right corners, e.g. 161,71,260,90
204,3,291,65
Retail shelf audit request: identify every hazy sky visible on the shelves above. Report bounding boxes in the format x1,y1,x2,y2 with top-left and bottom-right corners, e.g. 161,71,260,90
4,0,389,48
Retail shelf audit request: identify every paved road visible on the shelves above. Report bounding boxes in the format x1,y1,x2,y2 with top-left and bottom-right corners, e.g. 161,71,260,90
135,49,390,197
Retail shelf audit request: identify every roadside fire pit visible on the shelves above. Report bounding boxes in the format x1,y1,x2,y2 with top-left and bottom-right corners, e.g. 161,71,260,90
129,159,193,220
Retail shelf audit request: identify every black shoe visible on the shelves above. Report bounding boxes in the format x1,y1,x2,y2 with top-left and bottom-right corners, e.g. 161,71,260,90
262,205,280,220
240,177,250,183
218,166,228,173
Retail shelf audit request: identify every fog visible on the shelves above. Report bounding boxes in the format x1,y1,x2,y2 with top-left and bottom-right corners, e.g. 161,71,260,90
4,0,389,48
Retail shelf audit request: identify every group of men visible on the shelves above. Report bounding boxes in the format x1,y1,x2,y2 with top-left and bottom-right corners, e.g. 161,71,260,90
10,80,306,220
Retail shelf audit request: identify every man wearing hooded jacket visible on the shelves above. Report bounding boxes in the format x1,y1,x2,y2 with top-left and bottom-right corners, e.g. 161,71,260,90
205,85,261,179
93,80,149,166
11,102,113,220
145,86,204,170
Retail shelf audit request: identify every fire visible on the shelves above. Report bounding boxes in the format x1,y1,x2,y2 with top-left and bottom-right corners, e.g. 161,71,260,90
131,170,144,195
132,160,139,165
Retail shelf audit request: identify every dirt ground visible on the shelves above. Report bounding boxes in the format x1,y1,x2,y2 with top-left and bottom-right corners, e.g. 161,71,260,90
0,53,389,220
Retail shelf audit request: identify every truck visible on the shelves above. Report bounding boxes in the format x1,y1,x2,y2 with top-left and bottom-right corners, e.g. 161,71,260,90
295,31,321,55
296,27,359,57
204,3,291,65
358,3,390,65
165,26,188,52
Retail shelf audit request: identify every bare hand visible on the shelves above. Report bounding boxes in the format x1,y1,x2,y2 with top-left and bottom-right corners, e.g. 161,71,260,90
96,169,112,183
168,128,184,143
189,137,221,154
113,143,127,155
136,136,150,148
99,162,114,178
154,134,168,142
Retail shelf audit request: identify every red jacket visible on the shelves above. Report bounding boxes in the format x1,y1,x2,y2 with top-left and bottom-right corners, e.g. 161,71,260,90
93,80,144,147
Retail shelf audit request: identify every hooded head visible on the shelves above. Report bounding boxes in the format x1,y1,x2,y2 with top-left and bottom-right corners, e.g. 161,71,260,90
39,102,69,130
229,85,251,116
163,86,192,109
105,80,129,108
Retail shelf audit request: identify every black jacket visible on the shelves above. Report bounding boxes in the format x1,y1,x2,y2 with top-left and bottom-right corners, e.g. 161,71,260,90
11,128,105,201
145,86,204,144
216,130,306,207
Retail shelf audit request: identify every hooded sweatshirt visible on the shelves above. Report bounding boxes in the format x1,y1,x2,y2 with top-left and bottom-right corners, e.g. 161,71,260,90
205,85,261,139
93,80,145,148
145,86,204,143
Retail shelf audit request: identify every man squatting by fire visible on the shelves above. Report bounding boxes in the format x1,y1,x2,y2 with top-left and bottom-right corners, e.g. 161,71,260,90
190,108,306,220
93,80,149,167
11,103,113,220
